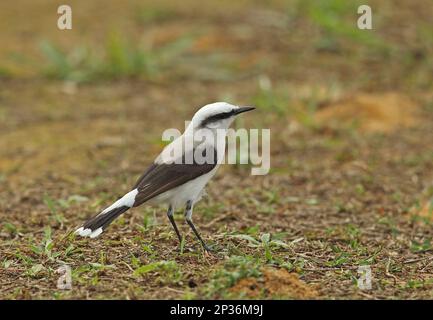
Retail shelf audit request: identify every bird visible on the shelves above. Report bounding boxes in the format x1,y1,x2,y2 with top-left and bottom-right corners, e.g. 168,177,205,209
75,102,255,251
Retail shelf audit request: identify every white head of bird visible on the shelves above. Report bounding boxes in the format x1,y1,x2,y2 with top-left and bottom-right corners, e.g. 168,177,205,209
159,102,255,166
185,102,255,133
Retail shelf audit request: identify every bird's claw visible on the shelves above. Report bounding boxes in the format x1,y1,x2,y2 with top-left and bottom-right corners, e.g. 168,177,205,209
203,243,217,253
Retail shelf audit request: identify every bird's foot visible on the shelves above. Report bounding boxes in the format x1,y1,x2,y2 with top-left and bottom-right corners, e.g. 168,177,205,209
202,243,218,254
176,240,218,254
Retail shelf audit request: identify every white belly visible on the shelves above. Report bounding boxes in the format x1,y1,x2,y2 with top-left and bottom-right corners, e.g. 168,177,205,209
149,165,220,209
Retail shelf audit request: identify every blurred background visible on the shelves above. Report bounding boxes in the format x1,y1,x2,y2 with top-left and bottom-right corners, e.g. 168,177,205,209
1,0,433,299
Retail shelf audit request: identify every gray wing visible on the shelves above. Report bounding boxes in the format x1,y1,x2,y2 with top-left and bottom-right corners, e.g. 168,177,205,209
132,148,217,206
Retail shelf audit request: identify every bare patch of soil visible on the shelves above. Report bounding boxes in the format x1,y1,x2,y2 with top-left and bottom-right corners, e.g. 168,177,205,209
314,93,420,133
229,268,319,299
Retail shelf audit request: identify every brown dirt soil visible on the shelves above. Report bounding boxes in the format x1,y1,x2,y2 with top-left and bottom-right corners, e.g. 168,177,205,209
229,267,319,299
314,93,420,133
410,200,433,223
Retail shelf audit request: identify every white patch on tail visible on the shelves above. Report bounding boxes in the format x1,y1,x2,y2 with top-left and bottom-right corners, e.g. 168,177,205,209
101,189,139,214
75,226,103,238
75,189,138,238
75,227,92,237
89,227,103,238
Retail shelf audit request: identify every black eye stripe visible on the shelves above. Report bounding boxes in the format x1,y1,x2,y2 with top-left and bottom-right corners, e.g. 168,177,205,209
200,110,235,127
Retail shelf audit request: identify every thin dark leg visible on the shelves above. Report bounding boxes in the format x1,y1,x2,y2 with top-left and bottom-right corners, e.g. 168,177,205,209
184,200,212,252
166,205,182,245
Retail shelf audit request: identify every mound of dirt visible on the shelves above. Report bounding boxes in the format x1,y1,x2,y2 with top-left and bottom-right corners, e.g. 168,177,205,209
410,200,433,223
229,267,319,299
314,92,420,133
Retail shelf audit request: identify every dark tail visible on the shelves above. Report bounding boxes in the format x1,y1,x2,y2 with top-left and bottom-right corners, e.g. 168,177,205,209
75,206,130,238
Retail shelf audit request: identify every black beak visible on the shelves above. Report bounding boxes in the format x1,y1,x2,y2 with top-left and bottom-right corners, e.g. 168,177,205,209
233,106,255,115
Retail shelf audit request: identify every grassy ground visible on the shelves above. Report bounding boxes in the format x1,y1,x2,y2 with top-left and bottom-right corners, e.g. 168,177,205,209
1,0,433,299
